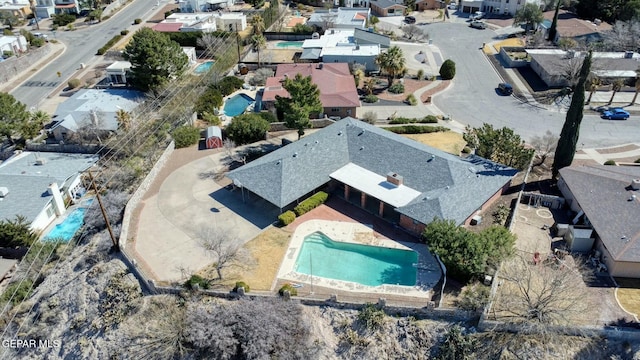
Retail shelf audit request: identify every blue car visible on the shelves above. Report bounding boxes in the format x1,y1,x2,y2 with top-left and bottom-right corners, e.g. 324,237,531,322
601,108,630,120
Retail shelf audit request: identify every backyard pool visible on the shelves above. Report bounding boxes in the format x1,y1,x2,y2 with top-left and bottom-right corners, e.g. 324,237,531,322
43,200,93,242
194,61,215,74
276,41,303,48
223,93,254,117
295,232,418,287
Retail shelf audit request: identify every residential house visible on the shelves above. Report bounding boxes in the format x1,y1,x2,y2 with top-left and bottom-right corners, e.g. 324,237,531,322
369,0,406,17
227,118,517,235
527,49,640,88
558,165,640,278
153,12,247,33
342,0,370,7
539,10,612,44
0,1,32,18
178,0,233,12
0,35,27,55
460,0,543,16
300,28,384,71
416,0,442,11
49,89,142,141
34,0,55,18
54,0,79,14
105,61,131,85
354,27,390,48
261,63,361,119
0,151,98,231
307,8,370,30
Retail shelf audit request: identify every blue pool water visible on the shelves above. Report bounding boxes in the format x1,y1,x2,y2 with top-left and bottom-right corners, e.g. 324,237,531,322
295,232,418,287
43,200,93,242
276,41,303,48
224,93,254,117
194,61,215,74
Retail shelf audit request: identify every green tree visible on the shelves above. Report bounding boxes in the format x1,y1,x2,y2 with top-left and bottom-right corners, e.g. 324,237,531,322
575,0,626,23
52,13,75,26
463,123,534,170
439,59,456,80
404,0,416,11
552,51,592,177
0,13,20,30
194,88,223,118
619,0,640,21
547,0,561,41
513,3,544,33
19,110,49,139
275,74,322,139
171,126,200,148
0,92,30,144
0,215,38,247
368,15,379,29
123,27,189,93
375,46,406,88
225,113,270,144
251,34,266,66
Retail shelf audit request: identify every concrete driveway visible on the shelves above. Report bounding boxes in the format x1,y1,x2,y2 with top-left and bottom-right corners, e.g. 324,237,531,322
134,151,279,283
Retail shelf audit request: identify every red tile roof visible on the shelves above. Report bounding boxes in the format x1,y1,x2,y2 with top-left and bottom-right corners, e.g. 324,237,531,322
262,63,360,108
153,22,184,32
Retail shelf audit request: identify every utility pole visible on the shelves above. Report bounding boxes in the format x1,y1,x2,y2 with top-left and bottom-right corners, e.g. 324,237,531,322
88,170,119,251
235,23,241,62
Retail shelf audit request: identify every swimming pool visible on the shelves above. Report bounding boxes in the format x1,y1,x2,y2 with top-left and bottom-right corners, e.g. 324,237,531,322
276,41,303,48
194,61,215,74
43,208,88,242
295,232,418,287
223,93,254,117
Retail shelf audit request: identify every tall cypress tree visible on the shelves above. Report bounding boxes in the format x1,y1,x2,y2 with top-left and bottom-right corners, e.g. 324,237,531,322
547,0,561,42
552,51,592,178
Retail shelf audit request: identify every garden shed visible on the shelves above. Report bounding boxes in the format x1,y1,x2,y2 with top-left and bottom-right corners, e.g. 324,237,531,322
205,126,222,149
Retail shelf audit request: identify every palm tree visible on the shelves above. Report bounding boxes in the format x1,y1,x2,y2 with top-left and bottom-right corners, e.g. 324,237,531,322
251,34,266,66
250,15,265,35
375,46,406,88
116,109,132,131
608,79,624,105
586,76,600,104
363,78,375,95
31,110,50,127
353,68,364,87
632,72,640,105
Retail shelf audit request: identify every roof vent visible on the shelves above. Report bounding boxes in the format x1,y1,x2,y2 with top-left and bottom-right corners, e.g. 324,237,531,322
360,146,364,150
35,158,47,165
358,130,365,136
338,131,343,135
0,187,8,197
386,172,403,186
631,179,640,190
629,194,637,201
293,152,298,157
276,160,281,165
315,140,319,144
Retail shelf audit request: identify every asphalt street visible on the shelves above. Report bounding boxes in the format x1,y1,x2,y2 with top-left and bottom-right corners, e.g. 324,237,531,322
10,0,166,109
425,21,640,148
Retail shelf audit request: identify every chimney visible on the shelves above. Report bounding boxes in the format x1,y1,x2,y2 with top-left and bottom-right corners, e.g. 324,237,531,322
625,51,634,59
386,172,403,186
48,183,66,216
631,179,640,190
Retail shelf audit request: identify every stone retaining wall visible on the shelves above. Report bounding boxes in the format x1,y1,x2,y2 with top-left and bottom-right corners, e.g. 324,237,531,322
0,44,53,84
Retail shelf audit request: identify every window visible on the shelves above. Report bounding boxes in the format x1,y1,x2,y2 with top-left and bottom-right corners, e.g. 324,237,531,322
46,204,55,218
331,108,340,112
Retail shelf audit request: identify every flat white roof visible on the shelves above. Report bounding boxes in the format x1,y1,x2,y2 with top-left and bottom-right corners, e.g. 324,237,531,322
330,163,421,207
106,61,131,70
592,70,637,77
322,44,380,56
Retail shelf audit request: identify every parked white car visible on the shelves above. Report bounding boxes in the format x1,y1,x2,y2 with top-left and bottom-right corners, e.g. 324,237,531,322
470,11,485,20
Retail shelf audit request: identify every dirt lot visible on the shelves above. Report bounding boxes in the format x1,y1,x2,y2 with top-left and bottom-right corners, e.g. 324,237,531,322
401,131,466,155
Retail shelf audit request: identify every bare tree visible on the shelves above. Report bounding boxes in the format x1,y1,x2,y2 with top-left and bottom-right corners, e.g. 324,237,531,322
84,190,129,235
197,225,246,280
401,24,429,41
608,79,625,104
561,56,583,89
197,33,224,56
248,67,274,86
602,20,640,52
492,255,594,327
223,138,246,166
530,130,558,167
586,75,601,104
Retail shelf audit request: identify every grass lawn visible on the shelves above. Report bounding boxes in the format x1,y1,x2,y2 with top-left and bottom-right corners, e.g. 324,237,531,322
401,131,466,155
615,277,640,319
198,227,292,292
491,38,525,53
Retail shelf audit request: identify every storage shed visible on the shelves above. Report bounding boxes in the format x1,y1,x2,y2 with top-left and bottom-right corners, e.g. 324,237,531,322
205,126,222,149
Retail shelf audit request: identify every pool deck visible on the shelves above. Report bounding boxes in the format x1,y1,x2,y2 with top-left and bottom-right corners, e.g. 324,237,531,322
219,89,261,125
277,219,441,299
38,196,94,241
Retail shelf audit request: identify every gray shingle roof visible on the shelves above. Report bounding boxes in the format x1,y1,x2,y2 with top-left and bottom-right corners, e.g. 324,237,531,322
559,165,640,262
227,118,516,224
354,28,390,48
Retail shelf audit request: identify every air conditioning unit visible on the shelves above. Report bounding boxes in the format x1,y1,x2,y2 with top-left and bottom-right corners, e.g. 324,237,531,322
35,158,47,165
631,178,640,190
0,187,8,197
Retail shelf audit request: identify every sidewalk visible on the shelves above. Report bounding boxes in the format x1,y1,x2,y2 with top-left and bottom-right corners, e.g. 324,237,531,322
574,144,640,165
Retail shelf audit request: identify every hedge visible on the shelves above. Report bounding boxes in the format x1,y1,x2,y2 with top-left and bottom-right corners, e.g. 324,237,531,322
97,34,123,55
385,125,449,134
171,126,200,148
293,192,328,216
363,94,378,103
278,210,296,226
184,275,210,290
233,281,250,293
388,115,438,124
278,283,298,297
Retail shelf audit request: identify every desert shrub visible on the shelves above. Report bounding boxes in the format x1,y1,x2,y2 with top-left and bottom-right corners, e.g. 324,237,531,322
492,204,511,225
233,281,250,293
97,34,123,55
258,111,277,123
292,23,314,34
416,69,424,80
386,125,448,134
437,325,476,359
357,303,385,330
52,13,75,26
293,192,328,216
67,78,81,89
134,18,142,24
361,111,377,124
212,76,244,96
439,59,456,80
604,160,616,165
249,68,274,86
195,88,223,117
184,275,210,290
388,115,437,124
456,282,490,311
120,29,129,36
363,94,378,103
30,37,45,47
406,94,417,105
201,112,221,126
388,82,405,94
278,210,296,226
635,158,640,163
2,51,13,58
171,126,200,148
424,115,438,123
1,279,34,305
278,283,298,296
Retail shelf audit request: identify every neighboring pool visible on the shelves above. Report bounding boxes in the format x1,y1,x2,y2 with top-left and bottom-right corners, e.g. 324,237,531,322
194,61,215,74
223,93,254,117
295,232,418,287
276,41,303,48
43,199,93,242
